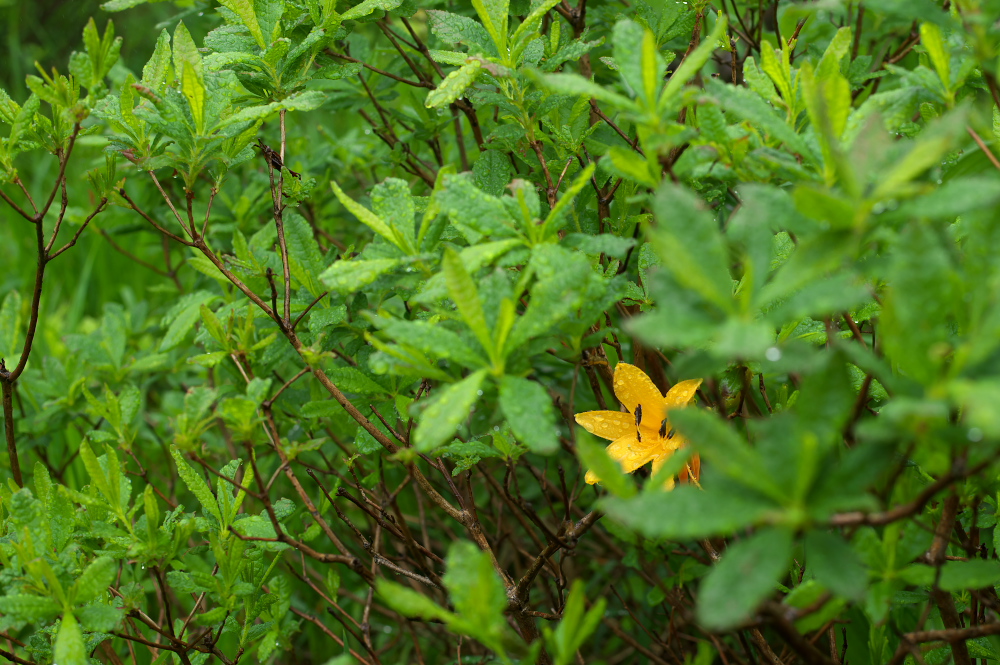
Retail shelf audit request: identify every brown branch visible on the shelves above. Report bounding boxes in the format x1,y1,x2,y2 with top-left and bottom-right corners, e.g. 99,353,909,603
967,126,1000,172
48,198,108,259
828,455,995,526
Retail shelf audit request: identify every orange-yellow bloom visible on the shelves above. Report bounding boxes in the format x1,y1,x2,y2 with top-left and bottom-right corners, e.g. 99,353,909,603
575,363,702,490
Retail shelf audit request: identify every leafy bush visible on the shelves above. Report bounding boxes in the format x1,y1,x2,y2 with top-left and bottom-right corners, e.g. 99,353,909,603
2,0,1000,664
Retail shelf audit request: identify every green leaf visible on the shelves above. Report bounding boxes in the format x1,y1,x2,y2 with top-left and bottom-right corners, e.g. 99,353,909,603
325,366,389,396
601,484,779,539
376,317,487,369
651,182,734,312
218,0,267,49
144,484,160,547
499,376,559,454
160,291,217,352
920,22,951,93
0,595,60,622
173,22,205,133
471,0,509,55
426,10,495,55
545,580,606,665
378,580,451,620
706,78,812,158
320,258,402,294
442,248,494,360
342,0,403,20
510,0,561,63
660,13,727,107
604,146,659,189
413,370,488,452
536,72,637,110
696,527,793,630
426,60,482,108
170,446,222,524
938,560,1000,592
575,430,636,499
78,604,123,633
331,180,407,251
804,530,867,601
669,409,786,502
370,178,416,253
473,149,514,197
142,30,172,90
72,556,116,604
442,540,512,652
54,613,87,665
79,440,115,507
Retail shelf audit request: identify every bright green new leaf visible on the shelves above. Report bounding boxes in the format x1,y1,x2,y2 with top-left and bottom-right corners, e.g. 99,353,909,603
170,446,223,524
54,613,87,665
219,0,267,49
425,60,482,108
442,248,494,360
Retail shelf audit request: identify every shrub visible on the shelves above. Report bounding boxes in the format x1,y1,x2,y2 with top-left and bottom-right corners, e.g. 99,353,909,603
2,0,1000,664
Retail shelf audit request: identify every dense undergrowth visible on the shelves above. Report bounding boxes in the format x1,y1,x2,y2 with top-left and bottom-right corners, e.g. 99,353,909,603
3,0,1000,664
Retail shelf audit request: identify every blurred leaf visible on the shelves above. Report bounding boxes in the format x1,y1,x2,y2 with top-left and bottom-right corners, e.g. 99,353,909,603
697,527,793,630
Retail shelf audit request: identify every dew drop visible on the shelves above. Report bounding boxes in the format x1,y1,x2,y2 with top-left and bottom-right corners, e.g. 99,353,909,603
968,427,984,442
765,346,782,362
476,389,484,396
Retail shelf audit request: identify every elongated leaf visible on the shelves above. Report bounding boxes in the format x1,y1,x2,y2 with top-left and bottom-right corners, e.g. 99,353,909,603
141,30,172,90
170,446,222,524
0,596,60,622
331,181,404,250
660,14,727,107
499,376,559,454
173,22,205,133
79,441,115,507
72,557,116,604
471,0,508,55
342,0,403,20
510,0,561,62
54,614,86,665
920,23,950,92
426,60,482,109
696,527,793,630
601,484,779,539
319,258,401,294
651,183,734,312
218,0,266,49
442,248,494,359
414,370,488,452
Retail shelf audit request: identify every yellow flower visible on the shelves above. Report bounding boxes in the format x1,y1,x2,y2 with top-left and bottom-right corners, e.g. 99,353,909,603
575,363,703,490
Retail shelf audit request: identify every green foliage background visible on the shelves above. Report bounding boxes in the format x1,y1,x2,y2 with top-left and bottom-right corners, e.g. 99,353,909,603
2,0,1000,664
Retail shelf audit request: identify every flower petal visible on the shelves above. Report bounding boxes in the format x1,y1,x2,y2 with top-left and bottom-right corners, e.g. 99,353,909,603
651,454,677,491
585,433,658,485
606,433,659,474
664,378,703,408
612,363,665,425
574,410,634,441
